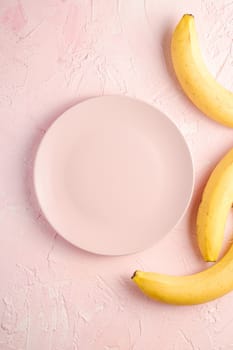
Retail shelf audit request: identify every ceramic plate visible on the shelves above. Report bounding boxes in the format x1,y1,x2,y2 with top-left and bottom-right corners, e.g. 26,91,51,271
34,96,194,255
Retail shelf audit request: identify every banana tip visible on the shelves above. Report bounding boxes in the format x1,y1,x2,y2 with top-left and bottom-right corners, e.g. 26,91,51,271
182,14,194,21
203,254,217,263
206,259,217,263
131,271,138,280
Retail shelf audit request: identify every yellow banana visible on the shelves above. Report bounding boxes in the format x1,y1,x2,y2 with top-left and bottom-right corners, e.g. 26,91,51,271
132,148,233,305
171,14,233,127
132,242,233,305
197,148,233,262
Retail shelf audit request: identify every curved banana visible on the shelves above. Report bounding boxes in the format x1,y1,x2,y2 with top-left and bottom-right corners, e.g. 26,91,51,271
197,148,233,262
132,242,233,305
171,14,233,127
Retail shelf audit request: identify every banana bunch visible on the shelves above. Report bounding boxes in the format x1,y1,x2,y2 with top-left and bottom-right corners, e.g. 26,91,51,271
131,15,233,305
171,14,233,127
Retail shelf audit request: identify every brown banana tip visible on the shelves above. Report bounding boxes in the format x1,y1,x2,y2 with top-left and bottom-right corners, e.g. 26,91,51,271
131,270,138,279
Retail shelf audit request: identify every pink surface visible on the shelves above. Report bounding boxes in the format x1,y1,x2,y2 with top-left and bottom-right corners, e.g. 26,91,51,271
34,96,193,256
1,0,233,349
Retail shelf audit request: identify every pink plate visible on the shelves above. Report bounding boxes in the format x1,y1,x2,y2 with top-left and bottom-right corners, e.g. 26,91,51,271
34,96,194,255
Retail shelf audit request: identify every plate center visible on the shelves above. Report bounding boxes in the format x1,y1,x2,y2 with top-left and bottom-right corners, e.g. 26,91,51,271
67,119,161,231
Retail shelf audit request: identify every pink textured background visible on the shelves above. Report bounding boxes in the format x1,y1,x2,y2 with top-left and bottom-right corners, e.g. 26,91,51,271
1,0,233,349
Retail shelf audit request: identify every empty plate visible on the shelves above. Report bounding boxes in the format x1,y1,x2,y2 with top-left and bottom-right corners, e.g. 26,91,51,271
34,96,194,255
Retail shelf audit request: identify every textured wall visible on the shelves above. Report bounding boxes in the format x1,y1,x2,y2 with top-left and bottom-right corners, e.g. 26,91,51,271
1,0,233,349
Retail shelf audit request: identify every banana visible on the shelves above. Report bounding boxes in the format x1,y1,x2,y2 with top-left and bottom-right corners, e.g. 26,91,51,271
197,148,233,262
132,242,233,304
171,14,233,128
132,148,233,305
